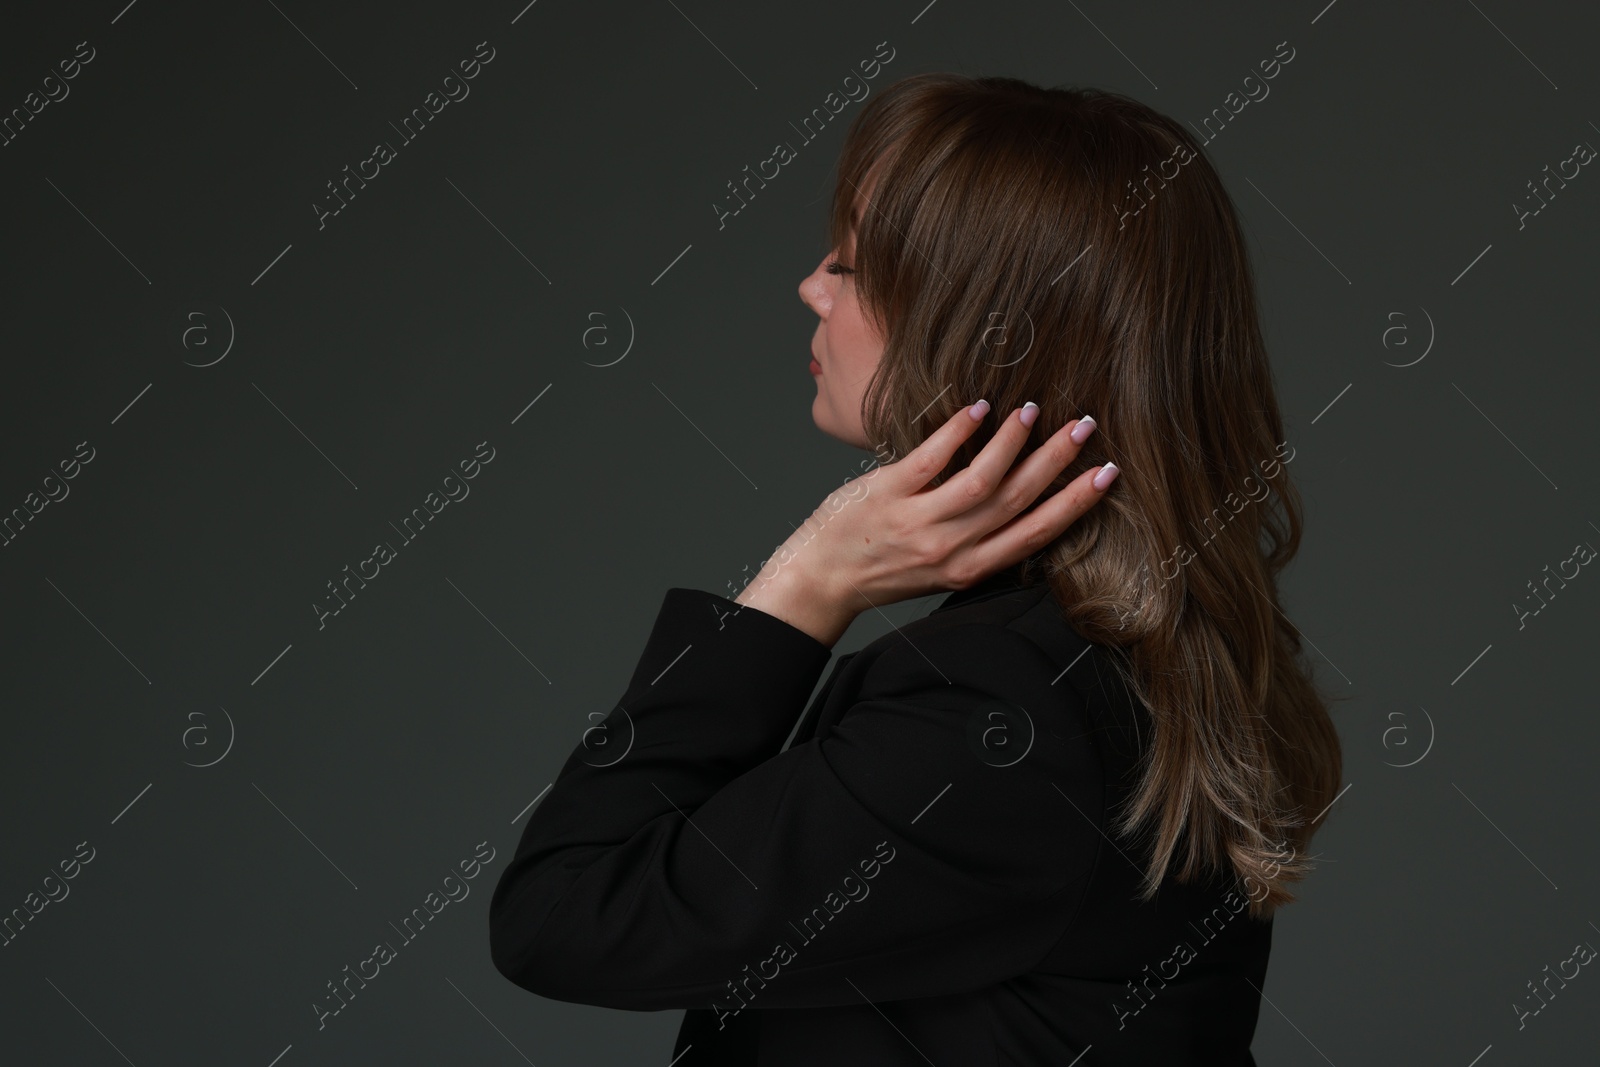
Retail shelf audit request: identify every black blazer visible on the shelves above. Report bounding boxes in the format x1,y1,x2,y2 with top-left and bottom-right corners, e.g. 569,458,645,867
488,562,1272,1065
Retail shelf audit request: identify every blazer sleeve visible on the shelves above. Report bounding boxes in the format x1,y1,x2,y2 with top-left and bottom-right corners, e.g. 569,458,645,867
487,585,1103,1014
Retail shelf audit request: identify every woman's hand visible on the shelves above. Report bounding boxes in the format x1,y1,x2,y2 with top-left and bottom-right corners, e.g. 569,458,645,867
735,400,1119,646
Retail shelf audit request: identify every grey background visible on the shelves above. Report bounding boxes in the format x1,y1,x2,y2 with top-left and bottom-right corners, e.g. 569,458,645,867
2,0,1596,1063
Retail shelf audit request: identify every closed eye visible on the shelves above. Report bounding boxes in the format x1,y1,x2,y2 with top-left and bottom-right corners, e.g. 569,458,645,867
826,259,856,276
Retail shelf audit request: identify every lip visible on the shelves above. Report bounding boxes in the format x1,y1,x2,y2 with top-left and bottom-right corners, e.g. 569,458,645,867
809,357,821,375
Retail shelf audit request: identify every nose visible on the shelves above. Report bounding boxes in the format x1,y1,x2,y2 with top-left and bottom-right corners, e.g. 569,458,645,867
798,253,833,318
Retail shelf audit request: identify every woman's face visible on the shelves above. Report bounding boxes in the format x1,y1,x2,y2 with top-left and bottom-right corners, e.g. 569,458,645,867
799,178,884,451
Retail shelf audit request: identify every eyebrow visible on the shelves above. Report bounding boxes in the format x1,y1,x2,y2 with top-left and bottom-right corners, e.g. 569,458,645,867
850,203,861,231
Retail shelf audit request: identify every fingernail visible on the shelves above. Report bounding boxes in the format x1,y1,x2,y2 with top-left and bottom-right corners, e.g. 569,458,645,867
1019,401,1039,428
968,399,990,421
1070,416,1097,444
1092,463,1120,491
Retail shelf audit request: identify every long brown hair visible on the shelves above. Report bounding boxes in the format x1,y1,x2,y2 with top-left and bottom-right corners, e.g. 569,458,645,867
825,72,1343,919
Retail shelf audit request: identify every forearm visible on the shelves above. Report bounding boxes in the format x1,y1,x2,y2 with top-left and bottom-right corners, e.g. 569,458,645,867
488,585,834,997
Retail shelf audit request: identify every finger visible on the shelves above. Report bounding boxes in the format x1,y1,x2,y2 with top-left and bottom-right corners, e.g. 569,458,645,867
962,462,1118,577
941,412,1096,530
921,402,1047,521
885,398,993,492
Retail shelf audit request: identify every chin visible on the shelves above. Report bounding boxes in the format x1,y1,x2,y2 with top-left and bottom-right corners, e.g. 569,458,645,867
811,420,851,448
811,398,869,450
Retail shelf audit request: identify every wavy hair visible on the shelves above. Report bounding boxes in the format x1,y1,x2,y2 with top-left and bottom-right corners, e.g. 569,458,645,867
824,72,1344,920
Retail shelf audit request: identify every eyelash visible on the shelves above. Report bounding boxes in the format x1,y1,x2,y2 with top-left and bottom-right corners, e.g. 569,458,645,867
826,259,856,276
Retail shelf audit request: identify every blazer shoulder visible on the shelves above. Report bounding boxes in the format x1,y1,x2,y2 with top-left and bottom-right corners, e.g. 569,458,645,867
879,586,1094,684
849,584,1149,763
852,585,1090,703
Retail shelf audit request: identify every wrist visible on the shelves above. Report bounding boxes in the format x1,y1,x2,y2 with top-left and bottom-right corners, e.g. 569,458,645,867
733,557,858,648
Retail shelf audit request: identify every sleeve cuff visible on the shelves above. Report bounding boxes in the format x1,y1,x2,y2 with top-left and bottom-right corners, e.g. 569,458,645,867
614,587,835,746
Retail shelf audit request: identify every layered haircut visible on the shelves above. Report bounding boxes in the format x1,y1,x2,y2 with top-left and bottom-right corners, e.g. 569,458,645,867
826,72,1343,919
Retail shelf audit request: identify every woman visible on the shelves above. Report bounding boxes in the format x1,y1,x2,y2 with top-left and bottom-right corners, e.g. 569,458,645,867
489,72,1342,1065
